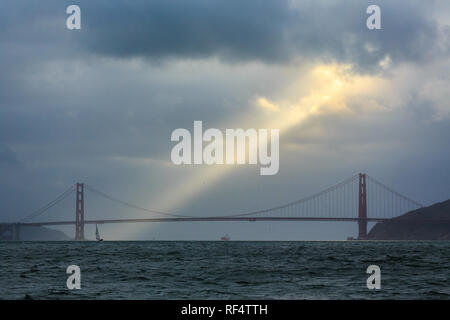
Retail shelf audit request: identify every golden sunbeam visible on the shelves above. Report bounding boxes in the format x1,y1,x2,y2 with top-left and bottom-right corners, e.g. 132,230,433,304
125,63,386,239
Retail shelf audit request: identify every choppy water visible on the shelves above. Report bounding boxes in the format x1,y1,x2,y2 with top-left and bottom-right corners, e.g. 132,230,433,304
0,241,449,299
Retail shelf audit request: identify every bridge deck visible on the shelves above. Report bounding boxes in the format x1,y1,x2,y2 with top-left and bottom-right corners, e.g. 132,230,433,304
16,217,389,227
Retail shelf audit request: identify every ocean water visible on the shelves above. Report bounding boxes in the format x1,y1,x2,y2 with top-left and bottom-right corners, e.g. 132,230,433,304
0,241,449,300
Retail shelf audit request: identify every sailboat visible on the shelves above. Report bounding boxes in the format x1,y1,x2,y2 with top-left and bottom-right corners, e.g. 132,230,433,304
95,224,103,242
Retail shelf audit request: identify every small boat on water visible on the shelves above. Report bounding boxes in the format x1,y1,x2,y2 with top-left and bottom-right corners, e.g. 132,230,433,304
95,224,103,242
220,234,230,241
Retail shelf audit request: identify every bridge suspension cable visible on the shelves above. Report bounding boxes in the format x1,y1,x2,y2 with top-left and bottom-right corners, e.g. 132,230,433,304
84,175,360,219
84,184,195,218
364,174,423,219
222,174,360,218
19,185,75,223
366,175,423,208
84,173,421,220
83,175,361,219
15,173,424,225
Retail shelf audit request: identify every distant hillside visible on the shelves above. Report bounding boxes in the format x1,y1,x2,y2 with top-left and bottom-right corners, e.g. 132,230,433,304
367,199,450,240
20,226,71,241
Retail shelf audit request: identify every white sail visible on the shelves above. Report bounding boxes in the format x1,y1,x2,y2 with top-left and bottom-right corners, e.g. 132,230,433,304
95,224,101,241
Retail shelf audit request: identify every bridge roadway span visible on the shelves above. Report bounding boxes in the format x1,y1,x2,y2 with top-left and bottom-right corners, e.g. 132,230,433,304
19,216,389,227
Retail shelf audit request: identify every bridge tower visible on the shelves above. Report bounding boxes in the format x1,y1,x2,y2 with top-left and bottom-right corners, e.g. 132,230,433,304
358,173,367,239
75,183,85,240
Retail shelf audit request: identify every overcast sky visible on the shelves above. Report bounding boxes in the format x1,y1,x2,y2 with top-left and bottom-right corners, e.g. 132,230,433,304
1,0,449,240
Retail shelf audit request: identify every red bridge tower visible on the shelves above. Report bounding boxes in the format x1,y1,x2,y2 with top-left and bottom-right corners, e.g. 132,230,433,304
358,173,367,239
75,183,85,240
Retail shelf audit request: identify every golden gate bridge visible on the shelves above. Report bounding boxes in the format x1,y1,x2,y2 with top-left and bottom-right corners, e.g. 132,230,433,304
0,173,423,241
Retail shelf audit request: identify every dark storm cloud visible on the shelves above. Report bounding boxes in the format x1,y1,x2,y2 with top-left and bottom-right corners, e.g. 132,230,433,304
82,0,293,62
0,0,443,70
80,0,441,70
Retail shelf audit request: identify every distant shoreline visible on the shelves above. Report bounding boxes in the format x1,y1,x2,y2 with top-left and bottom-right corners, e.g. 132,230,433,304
367,199,450,240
